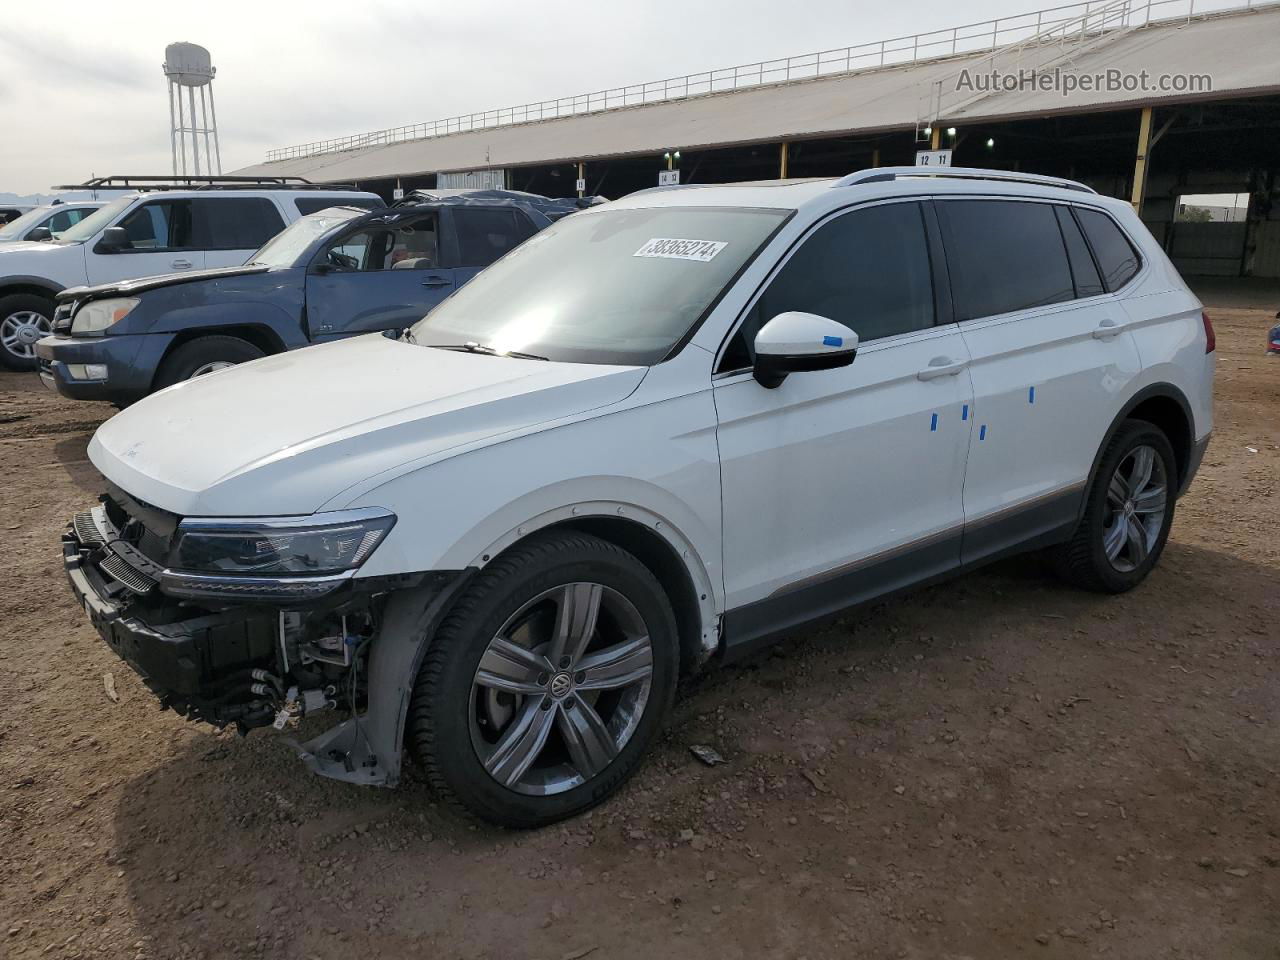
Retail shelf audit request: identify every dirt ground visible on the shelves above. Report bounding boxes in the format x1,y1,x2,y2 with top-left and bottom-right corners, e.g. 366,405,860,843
1,282,1277,960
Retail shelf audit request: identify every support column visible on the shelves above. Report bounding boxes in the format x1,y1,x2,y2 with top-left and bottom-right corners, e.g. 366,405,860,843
577,161,584,198
871,146,880,168
779,141,789,179
930,126,941,150
1131,106,1153,214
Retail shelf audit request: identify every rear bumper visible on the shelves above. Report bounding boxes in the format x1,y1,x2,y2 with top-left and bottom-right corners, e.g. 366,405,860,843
36,332,174,404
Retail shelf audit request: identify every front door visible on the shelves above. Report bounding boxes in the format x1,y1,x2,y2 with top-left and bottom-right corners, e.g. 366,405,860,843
86,199,205,284
715,200,974,650
305,213,456,341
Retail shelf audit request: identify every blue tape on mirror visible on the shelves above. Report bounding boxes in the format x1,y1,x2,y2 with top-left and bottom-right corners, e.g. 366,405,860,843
822,335,843,347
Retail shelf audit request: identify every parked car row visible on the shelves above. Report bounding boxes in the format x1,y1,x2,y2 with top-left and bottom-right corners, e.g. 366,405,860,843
0,177,384,370
35,190,585,404
58,166,1213,828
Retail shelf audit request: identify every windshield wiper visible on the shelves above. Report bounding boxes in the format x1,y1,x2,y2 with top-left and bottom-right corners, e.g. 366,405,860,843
422,341,548,361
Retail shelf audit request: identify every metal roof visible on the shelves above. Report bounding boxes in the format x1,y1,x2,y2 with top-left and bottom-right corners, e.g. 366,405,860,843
234,0,1280,183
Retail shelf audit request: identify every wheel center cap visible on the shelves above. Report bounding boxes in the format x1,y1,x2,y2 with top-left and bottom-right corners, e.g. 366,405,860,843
1123,499,1136,518
17,324,40,345
549,672,574,699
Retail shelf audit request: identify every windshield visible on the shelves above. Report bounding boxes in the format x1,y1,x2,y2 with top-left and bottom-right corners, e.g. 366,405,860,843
0,207,50,240
55,196,135,244
409,206,788,365
247,207,365,267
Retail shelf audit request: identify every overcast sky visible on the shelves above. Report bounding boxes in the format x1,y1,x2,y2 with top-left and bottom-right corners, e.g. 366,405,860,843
1,0,1042,195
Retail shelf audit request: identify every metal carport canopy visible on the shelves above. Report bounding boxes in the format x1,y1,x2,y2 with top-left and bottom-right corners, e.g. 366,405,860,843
233,4,1280,183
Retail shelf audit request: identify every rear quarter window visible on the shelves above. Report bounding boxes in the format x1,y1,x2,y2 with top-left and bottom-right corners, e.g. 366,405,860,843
937,199,1075,321
1074,207,1142,291
294,197,384,215
194,198,286,251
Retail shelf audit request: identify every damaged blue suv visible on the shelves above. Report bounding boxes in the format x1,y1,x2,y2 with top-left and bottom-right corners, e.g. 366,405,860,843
37,194,589,405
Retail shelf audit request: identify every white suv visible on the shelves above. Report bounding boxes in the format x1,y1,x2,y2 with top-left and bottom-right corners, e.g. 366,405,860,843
0,177,381,369
63,167,1213,827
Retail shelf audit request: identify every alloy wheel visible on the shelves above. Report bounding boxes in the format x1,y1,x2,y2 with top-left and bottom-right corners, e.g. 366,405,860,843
1,311,51,360
1102,444,1168,573
188,360,236,378
468,582,654,796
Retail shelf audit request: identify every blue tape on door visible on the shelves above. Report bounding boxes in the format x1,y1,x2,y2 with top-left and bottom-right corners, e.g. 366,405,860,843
930,413,938,432
1029,386,1036,404
979,424,987,441
962,404,969,421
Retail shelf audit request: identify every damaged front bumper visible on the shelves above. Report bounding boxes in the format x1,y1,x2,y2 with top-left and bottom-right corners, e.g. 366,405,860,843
63,499,468,787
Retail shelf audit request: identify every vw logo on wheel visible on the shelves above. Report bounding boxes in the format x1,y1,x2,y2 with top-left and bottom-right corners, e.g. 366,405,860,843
549,672,573,699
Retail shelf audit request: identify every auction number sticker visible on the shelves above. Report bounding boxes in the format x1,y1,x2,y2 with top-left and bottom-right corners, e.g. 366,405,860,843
633,238,727,262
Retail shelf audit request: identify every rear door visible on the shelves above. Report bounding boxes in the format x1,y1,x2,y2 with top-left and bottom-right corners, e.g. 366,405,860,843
194,197,286,268
939,197,1142,564
305,212,453,341
85,199,205,283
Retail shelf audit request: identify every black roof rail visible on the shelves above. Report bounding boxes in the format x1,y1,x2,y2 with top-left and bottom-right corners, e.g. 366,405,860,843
52,175,360,192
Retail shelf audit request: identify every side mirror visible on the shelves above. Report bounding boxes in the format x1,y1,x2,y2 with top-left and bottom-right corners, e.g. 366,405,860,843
95,226,131,253
26,226,52,242
752,311,858,388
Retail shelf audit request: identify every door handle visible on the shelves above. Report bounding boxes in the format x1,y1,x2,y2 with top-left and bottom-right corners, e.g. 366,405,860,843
917,356,968,381
170,258,193,270
1091,318,1124,340
420,276,450,288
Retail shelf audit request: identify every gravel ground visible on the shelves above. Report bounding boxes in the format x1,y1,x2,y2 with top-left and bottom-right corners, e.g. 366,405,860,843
1,285,1277,959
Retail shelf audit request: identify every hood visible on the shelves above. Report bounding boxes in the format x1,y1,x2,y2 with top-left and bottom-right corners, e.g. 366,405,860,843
88,334,646,517
0,239,74,256
58,264,272,303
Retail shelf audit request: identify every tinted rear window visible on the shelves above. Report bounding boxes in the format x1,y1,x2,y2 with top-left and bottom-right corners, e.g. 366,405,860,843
294,197,384,215
938,200,1075,320
1075,207,1141,291
194,198,286,250
455,207,539,266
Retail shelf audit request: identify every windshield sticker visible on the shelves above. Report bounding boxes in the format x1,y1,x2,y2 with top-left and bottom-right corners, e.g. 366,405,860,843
633,238,728,262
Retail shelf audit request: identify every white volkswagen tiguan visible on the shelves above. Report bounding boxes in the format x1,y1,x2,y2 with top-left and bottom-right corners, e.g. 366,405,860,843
63,167,1213,827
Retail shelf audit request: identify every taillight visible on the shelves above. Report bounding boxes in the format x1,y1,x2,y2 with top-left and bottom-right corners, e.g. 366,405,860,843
1202,311,1216,354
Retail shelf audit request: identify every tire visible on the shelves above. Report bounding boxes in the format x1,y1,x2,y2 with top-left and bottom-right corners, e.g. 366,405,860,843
153,335,265,390
0,293,55,371
1051,419,1178,593
408,531,679,828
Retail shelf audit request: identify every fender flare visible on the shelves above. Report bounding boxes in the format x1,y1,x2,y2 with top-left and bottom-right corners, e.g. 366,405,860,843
0,275,66,298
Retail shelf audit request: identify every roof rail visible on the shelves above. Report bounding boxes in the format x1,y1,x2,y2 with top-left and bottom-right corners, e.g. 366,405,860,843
833,166,1097,194
52,175,359,192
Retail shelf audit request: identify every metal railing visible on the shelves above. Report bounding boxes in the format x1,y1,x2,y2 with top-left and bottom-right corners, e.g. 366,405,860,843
264,0,1267,163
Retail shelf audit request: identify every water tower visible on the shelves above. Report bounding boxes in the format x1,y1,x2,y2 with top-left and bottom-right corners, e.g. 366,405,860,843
163,42,221,177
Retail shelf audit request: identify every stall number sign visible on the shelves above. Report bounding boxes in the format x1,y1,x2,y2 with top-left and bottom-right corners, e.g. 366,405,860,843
658,169,680,186
392,188,405,200
915,150,953,167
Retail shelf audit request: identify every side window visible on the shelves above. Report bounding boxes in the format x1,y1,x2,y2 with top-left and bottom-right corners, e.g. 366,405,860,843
1054,205,1104,298
194,198,286,251
116,200,193,251
44,210,75,235
318,217,438,271
294,197,383,215
386,215,438,269
938,200,1075,320
455,208,534,266
1075,207,1141,291
721,201,934,370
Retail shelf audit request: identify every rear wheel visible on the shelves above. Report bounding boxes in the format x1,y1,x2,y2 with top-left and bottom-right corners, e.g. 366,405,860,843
154,335,264,390
1052,420,1177,593
0,294,55,371
408,531,678,827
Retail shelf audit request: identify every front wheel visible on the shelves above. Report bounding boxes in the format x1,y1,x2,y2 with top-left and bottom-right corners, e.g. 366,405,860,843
1051,419,1178,593
408,531,679,827
153,335,265,391
0,294,55,371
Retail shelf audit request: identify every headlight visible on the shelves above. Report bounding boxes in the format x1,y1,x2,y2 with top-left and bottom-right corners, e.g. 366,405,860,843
159,508,395,601
71,297,139,335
